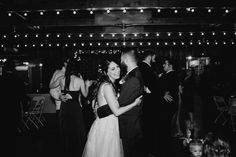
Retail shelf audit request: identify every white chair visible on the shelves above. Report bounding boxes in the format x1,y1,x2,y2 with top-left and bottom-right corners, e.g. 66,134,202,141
213,96,228,125
23,96,46,129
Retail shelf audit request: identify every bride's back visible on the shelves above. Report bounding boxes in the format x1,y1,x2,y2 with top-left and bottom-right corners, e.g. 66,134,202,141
97,82,110,107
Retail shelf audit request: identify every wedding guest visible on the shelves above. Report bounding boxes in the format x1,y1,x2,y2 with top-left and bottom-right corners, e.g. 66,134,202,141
138,49,160,156
49,58,68,127
159,58,180,157
0,59,28,133
50,58,92,157
189,139,204,157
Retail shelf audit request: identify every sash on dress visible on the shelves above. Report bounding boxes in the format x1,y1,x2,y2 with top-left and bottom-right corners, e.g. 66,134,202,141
97,104,113,118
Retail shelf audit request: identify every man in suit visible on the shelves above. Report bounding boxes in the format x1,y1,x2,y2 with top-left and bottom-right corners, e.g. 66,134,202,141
118,48,144,157
159,58,180,157
138,50,160,156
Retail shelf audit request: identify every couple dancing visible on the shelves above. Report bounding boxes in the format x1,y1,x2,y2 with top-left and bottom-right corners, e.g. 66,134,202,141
83,49,144,157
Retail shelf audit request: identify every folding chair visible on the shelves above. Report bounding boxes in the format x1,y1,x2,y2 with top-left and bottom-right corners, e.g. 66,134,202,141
213,96,228,125
228,97,236,132
23,95,46,129
17,102,30,132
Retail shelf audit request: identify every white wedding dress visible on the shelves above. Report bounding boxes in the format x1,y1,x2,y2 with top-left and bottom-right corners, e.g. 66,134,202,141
82,83,124,157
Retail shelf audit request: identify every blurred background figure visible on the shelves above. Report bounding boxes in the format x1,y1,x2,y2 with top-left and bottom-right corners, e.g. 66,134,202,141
0,59,28,133
189,139,204,157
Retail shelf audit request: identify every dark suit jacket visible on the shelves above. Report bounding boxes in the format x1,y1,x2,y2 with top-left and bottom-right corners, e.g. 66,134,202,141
160,70,179,110
138,62,158,95
118,67,144,139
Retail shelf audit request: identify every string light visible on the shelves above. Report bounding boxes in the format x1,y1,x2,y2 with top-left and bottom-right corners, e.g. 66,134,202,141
123,8,126,14
5,6,234,18
1,31,235,49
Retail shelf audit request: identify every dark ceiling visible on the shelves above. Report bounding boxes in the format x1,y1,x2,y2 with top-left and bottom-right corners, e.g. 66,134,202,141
0,0,235,51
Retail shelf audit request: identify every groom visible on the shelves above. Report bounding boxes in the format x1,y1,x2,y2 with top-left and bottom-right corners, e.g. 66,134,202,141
118,49,144,157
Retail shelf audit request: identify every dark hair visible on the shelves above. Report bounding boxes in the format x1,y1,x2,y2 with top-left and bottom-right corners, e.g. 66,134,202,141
92,59,118,100
141,49,155,60
64,58,79,91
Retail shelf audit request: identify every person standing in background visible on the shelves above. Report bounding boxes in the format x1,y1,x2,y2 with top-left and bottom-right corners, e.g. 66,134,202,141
159,58,180,157
138,49,160,157
49,58,68,125
50,59,92,157
0,59,28,133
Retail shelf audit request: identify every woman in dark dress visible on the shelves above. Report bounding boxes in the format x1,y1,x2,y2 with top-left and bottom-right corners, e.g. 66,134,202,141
182,68,195,128
51,59,92,157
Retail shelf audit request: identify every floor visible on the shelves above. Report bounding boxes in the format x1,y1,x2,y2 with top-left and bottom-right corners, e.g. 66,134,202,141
16,93,236,157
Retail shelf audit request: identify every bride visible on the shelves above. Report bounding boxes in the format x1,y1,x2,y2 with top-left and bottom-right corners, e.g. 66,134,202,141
82,59,142,157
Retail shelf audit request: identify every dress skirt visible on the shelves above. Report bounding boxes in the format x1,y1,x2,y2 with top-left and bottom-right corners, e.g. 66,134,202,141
83,114,124,157
60,99,86,157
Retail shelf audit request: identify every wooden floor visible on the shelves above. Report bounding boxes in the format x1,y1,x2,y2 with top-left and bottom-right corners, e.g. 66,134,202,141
16,92,236,157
